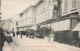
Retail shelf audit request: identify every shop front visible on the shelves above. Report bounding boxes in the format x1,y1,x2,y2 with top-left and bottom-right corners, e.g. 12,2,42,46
36,23,52,38
36,25,45,38
51,18,80,45
51,19,71,43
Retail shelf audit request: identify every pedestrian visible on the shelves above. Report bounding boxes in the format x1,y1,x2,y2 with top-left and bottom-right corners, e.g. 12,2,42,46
10,32,13,37
48,32,54,43
26,32,28,37
21,34,22,39
5,31,13,44
33,33,35,39
31,33,35,39
12,31,15,37
0,28,6,51
17,32,18,36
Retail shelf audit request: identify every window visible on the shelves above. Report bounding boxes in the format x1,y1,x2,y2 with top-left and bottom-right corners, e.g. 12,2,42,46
72,0,76,8
64,0,68,11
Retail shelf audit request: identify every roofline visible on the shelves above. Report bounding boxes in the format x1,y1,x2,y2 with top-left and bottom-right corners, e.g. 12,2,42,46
19,0,44,16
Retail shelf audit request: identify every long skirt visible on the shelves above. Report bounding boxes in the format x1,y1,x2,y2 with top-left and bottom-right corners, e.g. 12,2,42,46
6,36,12,43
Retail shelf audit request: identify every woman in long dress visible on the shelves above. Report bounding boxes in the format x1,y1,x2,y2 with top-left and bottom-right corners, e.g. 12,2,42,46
49,33,54,43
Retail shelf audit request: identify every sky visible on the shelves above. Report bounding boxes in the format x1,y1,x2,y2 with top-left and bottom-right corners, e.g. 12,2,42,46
1,0,39,20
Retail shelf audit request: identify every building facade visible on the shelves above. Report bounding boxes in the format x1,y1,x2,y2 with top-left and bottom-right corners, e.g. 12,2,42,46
36,0,50,24
35,0,80,44
15,0,80,45
35,0,56,38
50,0,80,44
17,6,36,35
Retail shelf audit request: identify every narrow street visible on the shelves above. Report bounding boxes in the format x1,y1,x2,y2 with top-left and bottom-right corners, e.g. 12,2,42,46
3,35,80,51
1,0,80,51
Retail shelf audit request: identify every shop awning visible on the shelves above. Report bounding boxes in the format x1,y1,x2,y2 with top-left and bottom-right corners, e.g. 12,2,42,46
73,23,80,31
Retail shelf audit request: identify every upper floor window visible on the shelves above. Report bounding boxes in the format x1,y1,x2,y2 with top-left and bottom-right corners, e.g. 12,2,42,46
72,0,76,8
64,0,68,11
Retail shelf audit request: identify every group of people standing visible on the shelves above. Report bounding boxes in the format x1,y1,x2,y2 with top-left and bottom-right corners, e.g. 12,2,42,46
0,28,15,51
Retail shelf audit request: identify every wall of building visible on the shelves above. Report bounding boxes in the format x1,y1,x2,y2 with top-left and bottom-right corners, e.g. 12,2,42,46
48,0,54,19
17,6,36,33
36,0,50,24
76,0,80,15
32,7,36,24
18,6,36,27
26,7,33,24
61,0,78,16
